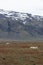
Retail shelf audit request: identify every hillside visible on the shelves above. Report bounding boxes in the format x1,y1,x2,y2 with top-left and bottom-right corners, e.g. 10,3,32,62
0,9,43,41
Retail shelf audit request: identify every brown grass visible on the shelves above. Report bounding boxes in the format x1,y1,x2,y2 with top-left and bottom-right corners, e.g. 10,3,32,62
0,41,43,65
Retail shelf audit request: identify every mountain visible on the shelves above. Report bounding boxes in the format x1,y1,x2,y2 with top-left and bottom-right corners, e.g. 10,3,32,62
0,9,43,41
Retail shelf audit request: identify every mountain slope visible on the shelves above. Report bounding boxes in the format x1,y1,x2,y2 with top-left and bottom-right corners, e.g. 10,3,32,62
0,9,43,41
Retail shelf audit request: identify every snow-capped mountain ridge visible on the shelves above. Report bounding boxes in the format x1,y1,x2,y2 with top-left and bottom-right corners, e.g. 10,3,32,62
0,9,43,41
0,9,43,22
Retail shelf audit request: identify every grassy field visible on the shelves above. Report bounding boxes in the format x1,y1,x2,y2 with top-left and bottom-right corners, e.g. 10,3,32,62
0,41,43,65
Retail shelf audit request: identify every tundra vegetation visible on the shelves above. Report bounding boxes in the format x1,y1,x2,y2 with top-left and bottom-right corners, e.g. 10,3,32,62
0,41,43,65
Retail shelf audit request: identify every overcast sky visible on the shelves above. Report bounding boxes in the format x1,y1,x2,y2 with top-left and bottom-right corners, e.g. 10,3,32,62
0,0,43,16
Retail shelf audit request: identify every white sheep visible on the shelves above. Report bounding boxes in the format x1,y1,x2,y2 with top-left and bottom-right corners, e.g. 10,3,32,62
29,46,38,49
6,42,10,45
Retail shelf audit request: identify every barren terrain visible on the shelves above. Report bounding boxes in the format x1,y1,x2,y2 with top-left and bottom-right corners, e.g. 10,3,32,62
0,41,43,65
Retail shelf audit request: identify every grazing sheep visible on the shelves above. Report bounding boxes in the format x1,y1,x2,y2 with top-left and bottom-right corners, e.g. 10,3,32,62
29,46,38,49
6,42,10,45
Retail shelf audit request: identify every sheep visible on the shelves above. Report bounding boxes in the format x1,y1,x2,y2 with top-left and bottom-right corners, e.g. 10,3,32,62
6,42,10,45
29,46,38,49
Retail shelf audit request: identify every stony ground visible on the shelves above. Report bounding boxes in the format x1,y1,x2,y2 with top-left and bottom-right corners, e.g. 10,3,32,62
0,41,43,65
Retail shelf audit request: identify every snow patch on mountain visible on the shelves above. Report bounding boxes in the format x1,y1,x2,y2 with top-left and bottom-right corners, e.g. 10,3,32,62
23,21,27,24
